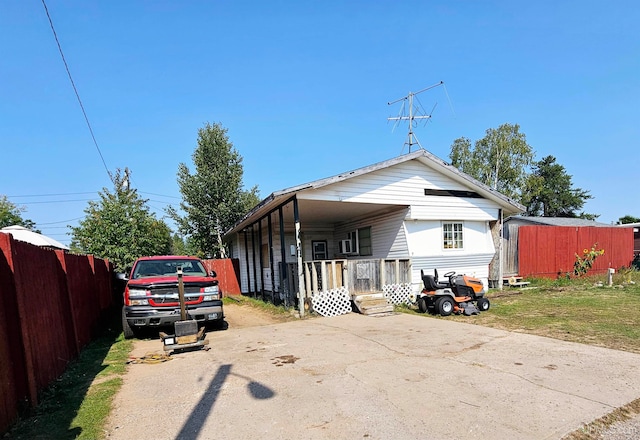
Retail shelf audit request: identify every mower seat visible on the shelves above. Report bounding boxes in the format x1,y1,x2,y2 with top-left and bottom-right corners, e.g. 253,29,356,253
422,274,439,291
434,269,453,289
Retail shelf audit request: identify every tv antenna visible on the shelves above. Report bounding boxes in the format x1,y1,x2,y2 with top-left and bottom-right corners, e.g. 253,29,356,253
388,81,444,153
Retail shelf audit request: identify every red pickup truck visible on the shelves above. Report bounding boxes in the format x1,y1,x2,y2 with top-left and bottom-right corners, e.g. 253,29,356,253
121,255,224,339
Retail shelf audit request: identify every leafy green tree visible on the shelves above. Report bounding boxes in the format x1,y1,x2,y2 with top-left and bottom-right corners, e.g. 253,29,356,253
0,195,39,231
70,169,172,272
168,122,260,258
618,215,640,224
521,155,595,218
449,123,535,199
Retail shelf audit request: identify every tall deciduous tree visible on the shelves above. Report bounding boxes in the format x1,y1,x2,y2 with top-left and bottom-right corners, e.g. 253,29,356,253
0,195,39,231
521,155,595,218
70,169,172,272
168,122,260,258
618,215,640,224
449,123,535,199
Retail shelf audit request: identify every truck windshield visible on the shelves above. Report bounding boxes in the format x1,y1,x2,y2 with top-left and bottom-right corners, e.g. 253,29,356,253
132,259,207,279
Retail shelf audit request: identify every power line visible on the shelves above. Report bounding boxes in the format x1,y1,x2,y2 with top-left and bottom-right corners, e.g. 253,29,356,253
16,199,95,205
37,217,83,225
139,191,181,199
7,191,98,198
41,0,113,183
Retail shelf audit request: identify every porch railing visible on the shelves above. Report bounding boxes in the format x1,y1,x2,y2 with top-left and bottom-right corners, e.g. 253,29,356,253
302,258,411,294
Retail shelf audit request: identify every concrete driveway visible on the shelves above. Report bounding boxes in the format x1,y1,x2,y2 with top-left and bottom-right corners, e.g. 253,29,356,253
105,312,640,440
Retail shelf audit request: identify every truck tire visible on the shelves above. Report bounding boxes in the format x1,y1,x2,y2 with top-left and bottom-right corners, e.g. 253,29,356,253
122,307,135,339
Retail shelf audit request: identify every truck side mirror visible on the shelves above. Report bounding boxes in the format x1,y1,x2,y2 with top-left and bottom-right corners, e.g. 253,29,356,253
209,270,217,278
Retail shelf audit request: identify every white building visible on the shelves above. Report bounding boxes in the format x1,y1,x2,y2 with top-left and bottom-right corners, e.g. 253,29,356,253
223,149,524,316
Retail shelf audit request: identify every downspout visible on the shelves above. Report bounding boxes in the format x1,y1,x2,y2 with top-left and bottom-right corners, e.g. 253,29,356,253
293,197,304,317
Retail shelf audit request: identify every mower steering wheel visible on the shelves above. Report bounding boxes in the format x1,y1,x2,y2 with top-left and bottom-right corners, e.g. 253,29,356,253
443,271,456,278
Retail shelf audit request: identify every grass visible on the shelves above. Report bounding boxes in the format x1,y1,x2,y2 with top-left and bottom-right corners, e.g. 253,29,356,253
467,272,640,353
5,312,133,440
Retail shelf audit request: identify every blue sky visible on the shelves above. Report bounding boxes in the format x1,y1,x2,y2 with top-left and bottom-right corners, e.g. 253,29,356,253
2,1,638,246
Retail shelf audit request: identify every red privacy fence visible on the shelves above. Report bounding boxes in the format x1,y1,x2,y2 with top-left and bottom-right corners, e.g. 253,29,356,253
518,226,634,278
0,234,114,435
203,258,241,296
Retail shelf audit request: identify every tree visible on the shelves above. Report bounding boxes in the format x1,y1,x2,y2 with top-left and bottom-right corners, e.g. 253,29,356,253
618,215,640,224
70,169,172,272
168,122,260,258
521,155,595,218
0,195,39,231
449,123,535,199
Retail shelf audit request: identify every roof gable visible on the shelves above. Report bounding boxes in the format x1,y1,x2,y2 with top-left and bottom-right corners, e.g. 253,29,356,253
225,149,525,235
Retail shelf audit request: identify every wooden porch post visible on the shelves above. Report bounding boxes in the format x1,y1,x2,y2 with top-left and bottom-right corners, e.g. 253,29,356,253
259,220,265,301
278,206,287,305
243,229,251,295
251,225,258,297
293,197,305,317
268,214,275,303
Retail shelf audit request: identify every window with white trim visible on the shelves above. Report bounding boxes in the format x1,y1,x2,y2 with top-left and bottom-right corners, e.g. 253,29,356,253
443,222,463,249
357,227,372,256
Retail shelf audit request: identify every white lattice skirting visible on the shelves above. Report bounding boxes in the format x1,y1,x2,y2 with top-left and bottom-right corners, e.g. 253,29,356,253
311,286,352,317
383,283,413,305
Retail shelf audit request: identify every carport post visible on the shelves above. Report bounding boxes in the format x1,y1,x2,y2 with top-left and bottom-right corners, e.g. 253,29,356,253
293,197,305,317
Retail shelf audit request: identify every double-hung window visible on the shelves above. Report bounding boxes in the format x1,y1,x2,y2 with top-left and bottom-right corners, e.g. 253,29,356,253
443,222,463,249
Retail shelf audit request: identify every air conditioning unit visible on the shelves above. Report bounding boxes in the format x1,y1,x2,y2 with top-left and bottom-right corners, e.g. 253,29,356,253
339,239,354,254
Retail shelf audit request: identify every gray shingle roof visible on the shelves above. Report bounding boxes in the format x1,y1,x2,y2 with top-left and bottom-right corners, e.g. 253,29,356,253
506,215,610,227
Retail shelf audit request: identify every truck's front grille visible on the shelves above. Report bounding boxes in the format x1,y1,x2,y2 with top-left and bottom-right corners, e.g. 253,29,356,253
149,286,202,304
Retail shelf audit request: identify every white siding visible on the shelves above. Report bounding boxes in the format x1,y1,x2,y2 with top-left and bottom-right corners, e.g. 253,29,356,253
299,159,501,221
333,208,409,259
407,203,498,221
404,220,494,256
300,160,470,204
404,220,495,292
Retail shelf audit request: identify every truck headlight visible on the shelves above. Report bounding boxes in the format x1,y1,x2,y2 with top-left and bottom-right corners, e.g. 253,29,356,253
128,289,148,298
201,285,219,300
129,299,149,306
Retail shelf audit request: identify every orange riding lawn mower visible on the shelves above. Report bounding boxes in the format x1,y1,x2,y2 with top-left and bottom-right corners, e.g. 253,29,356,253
413,269,490,316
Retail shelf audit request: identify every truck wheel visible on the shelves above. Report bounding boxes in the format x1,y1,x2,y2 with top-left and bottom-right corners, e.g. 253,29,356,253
437,297,454,316
122,307,135,339
477,298,490,312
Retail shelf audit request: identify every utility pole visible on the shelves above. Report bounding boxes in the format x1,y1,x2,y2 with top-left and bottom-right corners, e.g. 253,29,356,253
387,81,444,153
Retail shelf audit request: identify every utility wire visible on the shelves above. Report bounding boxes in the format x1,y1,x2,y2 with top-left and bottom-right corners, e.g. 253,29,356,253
41,0,113,183
37,217,83,225
7,191,97,198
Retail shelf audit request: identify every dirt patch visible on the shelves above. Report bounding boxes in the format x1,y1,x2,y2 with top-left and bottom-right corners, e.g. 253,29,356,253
223,301,293,328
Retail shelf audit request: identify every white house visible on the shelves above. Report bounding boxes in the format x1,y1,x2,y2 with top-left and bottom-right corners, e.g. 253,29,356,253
223,149,524,316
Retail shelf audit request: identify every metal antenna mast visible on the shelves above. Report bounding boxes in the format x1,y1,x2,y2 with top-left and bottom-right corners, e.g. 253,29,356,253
387,81,444,153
